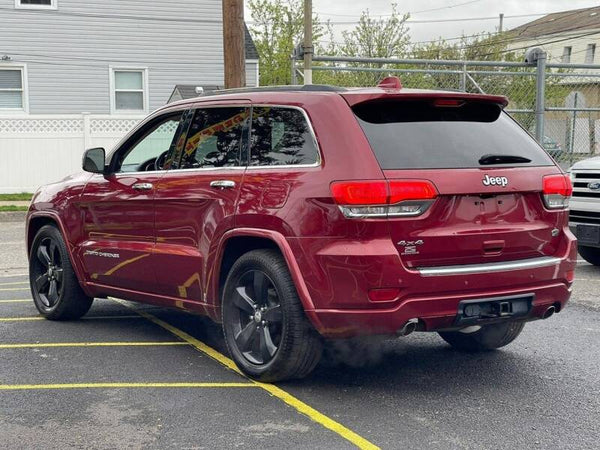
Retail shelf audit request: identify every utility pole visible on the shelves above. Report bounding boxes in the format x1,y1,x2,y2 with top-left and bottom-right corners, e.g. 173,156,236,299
222,0,246,89
303,0,313,85
498,13,504,33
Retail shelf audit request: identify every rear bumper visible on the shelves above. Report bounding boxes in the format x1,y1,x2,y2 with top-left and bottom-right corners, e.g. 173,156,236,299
297,230,577,338
310,281,571,338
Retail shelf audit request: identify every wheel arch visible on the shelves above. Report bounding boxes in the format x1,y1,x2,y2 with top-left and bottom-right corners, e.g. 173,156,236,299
211,228,321,329
26,212,90,295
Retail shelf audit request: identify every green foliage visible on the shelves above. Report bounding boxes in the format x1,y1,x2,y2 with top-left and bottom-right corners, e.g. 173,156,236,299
0,193,32,201
0,205,28,212
248,0,326,86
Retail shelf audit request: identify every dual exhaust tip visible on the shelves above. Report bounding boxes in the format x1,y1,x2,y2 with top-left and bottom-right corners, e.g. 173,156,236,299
398,306,555,336
542,305,556,320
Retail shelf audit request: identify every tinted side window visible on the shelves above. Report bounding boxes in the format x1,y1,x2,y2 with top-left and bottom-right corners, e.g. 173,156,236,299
250,107,319,166
179,107,249,169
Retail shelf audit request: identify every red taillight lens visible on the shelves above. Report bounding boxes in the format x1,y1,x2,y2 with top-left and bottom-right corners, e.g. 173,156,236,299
542,174,572,210
330,180,388,205
330,180,438,218
389,180,438,203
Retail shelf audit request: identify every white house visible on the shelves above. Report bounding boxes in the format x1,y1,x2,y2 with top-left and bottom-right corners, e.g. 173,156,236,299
0,0,259,193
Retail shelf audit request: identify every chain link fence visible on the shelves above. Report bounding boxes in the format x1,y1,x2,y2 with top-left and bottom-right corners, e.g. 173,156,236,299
292,54,600,170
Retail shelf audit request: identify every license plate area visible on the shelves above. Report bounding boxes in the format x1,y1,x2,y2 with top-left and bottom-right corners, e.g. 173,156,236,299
455,294,534,326
576,224,600,246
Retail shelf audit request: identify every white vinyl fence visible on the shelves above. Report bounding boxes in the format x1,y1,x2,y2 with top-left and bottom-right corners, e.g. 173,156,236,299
0,114,144,193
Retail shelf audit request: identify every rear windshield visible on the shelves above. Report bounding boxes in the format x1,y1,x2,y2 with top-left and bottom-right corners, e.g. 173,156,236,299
353,99,554,169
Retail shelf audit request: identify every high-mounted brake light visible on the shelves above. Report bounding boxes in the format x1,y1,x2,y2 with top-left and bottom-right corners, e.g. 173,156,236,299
433,99,465,107
331,179,438,219
542,174,572,210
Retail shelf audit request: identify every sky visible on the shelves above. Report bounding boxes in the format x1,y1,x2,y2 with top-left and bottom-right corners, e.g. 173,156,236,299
246,0,600,44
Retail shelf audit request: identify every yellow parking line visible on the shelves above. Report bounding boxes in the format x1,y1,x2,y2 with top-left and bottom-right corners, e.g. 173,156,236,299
0,341,189,349
0,287,30,291
0,315,144,322
0,382,256,391
112,298,380,450
0,317,44,322
0,281,28,286
0,299,30,303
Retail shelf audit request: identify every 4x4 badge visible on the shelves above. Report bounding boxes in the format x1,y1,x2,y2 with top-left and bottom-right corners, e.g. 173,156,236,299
398,239,424,255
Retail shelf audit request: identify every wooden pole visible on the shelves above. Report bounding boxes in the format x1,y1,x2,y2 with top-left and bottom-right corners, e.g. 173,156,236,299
222,0,246,89
303,0,312,85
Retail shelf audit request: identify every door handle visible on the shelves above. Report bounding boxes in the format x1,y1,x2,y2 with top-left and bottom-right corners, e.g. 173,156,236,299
132,182,153,191
210,180,236,189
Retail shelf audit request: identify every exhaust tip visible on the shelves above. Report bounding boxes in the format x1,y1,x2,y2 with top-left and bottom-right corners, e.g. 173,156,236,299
397,318,418,337
542,306,556,320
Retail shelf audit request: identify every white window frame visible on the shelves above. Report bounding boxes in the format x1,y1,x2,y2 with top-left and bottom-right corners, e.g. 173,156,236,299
109,67,149,115
585,44,596,64
0,64,29,113
562,46,572,64
15,0,57,10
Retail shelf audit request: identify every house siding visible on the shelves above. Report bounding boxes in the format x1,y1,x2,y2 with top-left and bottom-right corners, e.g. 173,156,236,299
0,0,258,114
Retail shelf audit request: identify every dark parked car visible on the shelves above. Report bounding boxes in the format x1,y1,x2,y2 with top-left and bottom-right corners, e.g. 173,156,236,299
26,78,576,381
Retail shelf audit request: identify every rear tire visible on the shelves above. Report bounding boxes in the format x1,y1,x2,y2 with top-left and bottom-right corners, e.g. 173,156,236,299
29,225,93,320
439,321,525,352
222,249,322,382
578,245,600,266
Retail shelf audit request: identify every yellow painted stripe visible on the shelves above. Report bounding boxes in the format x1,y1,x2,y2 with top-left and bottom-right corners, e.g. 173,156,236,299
0,281,28,286
0,287,30,291
0,315,144,322
0,299,30,303
112,298,380,450
0,341,189,349
0,382,256,391
0,317,44,322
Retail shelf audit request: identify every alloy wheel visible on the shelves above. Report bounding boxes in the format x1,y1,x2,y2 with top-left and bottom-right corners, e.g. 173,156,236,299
32,237,64,308
229,270,283,365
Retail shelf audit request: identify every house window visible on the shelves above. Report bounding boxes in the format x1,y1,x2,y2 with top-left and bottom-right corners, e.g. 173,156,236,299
585,44,596,64
562,46,572,63
15,0,57,10
0,67,26,111
110,68,148,113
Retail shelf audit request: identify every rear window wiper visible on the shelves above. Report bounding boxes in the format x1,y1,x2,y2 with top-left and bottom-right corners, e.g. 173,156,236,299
478,154,532,165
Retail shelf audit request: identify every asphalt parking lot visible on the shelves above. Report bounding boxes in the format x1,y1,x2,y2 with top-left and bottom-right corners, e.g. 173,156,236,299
1,220,599,449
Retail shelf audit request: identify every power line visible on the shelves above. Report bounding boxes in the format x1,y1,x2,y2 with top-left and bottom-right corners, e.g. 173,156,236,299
317,0,484,17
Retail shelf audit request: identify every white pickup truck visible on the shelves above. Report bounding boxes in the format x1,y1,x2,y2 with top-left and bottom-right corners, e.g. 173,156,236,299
569,157,600,265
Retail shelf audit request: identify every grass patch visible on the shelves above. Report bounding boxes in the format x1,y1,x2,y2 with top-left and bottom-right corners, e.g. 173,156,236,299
0,205,28,212
0,193,33,201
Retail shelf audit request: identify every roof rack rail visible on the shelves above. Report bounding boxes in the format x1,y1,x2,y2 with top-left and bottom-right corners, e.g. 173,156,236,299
200,84,347,96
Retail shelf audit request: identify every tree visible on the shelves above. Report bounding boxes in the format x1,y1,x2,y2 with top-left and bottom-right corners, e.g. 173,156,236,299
248,0,325,86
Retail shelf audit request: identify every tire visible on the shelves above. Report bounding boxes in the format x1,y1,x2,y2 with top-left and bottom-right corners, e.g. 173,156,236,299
221,249,322,382
578,245,600,266
438,321,525,352
29,225,93,320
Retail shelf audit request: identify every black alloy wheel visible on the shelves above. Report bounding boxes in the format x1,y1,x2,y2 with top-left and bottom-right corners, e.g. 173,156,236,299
29,225,93,320
230,270,283,365
31,236,64,308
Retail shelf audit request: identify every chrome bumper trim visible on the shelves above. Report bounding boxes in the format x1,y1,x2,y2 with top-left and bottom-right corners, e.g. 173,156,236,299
417,256,562,277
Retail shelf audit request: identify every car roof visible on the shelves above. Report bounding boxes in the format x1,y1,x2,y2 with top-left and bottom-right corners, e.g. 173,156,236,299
159,84,509,112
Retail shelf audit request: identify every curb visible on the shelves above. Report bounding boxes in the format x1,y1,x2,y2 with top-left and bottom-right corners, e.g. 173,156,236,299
0,211,27,223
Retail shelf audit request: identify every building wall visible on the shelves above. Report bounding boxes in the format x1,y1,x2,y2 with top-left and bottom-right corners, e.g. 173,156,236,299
0,0,258,114
508,29,600,64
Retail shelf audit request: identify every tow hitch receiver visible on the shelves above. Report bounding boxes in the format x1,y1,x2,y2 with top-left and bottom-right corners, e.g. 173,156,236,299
455,294,534,325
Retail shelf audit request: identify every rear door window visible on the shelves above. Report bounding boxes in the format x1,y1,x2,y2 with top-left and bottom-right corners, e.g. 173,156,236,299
179,107,250,169
250,106,319,166
353,100,554,169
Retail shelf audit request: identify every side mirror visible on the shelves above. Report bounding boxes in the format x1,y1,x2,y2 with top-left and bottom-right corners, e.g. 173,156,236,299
82,147,106,174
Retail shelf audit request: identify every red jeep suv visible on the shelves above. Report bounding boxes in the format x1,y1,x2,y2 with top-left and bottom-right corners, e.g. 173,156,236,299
26,78,577,381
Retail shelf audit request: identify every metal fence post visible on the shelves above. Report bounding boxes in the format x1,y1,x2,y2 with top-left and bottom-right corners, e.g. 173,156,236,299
534,51,547,143
459,63,467,92
291,55,297,85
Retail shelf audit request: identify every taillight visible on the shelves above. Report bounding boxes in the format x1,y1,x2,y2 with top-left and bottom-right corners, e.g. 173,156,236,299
542,174,572,210
331,179,438,219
